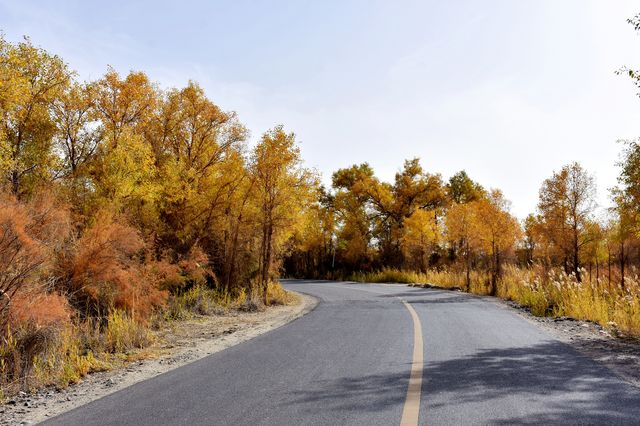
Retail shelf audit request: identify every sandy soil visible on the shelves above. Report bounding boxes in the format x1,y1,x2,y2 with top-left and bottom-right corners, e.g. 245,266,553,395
0,292,317,426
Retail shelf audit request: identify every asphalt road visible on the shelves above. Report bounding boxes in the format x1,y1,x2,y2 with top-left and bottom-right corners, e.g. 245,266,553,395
43,280,640,425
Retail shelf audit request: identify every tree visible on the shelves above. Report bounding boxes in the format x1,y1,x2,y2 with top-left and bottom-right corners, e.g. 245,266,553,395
252,126,316,304
332,159,446,268
0,37,71,198
609,190,637,289
93,68,157,148
51,81,99,206
580,219,606,284
331,164,376,270
286,189,336,278
149,81,248,253
536,162,596,281
616,139,640,231
445,201,480,290
474,190,521,294
401,209,440,272
447,170,484,204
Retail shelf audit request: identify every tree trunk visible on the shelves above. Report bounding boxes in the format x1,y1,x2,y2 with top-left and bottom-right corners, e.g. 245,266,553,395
262,224,273,305
573,228,581,282
491,247,501,296
620,240,626,290
225,216,242,292
258,221,268,300
465,240,471,292
11,170,20,197
607,247,612,286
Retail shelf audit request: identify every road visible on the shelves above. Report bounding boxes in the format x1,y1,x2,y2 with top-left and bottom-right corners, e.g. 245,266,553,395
43,280,640,425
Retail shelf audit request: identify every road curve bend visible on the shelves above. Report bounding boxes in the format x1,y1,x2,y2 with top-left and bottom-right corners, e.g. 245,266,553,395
43,280,640,426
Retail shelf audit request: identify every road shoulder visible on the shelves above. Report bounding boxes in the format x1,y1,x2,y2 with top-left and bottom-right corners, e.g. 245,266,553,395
1,292,318,426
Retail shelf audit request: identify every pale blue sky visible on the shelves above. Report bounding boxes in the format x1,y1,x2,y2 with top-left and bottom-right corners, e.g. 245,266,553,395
2,0,640,217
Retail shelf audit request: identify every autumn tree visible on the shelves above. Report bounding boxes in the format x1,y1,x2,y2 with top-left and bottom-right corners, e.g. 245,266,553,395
380,159,445,267
286,188,336,278
0,37,71,198
608,190,637,288
252,126,316,303
149,81,247,253
93,68,157,148
474,190,522,294
331,164,376,270
332,159,445,268
536,162,596,281
51,81,99,205
580,219,606,284
208,149,256,292
616,139,640,229
445,201,480,290
401,209,440,272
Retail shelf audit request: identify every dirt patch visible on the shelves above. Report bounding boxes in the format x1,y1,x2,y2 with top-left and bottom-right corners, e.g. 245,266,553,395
1,292,317,426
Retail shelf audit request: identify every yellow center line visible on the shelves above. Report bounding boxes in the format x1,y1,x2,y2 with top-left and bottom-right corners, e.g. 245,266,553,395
400,301,424,426
307,282,425,424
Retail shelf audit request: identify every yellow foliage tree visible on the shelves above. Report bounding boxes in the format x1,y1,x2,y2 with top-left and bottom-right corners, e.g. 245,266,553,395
401,208,440,272
251,125,317,303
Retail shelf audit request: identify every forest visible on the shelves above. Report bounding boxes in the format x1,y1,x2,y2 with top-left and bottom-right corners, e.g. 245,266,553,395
3,17,640,397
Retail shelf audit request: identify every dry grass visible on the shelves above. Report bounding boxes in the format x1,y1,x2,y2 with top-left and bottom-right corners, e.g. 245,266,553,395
102,311,154,353
0,308,156,396
266,281,299,306
163,285,228,320
352,265,640,337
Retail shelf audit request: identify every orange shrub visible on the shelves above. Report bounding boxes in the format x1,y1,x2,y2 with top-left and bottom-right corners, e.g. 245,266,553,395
0,191,70,332
69,213,168,321
178,245,213,287
9,291,71,328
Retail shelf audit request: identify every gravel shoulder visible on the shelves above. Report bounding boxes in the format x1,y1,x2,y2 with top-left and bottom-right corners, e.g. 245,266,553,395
1,292,317,426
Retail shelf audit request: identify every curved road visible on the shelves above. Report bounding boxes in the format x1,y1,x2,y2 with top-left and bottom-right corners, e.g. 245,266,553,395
44,280,640,425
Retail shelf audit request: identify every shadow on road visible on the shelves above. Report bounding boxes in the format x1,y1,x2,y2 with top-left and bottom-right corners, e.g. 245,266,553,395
284,367,410,413
424,339,640,424
284,339,640,423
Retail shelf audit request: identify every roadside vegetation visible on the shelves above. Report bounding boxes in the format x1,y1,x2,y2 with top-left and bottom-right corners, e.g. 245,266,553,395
0,36,311,398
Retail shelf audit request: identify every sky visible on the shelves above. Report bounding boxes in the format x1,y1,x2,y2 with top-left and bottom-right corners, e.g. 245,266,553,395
1,0,640,218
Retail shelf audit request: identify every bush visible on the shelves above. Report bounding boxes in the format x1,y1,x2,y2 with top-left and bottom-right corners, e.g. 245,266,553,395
0,191,70,332
68,213,168,321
